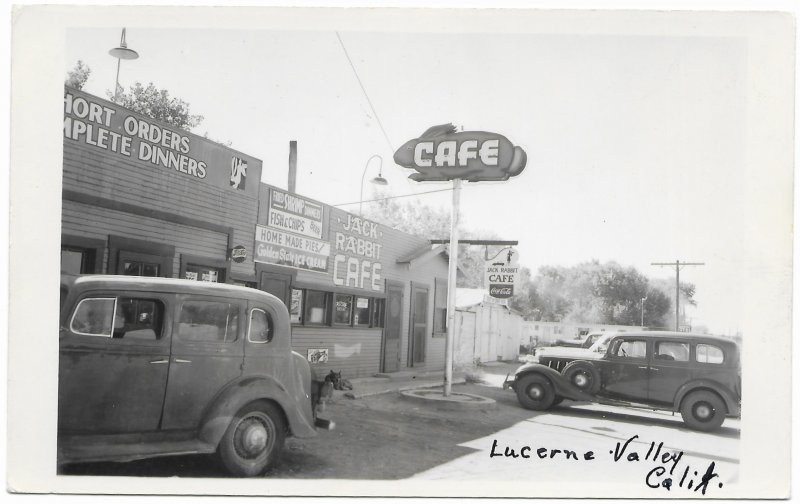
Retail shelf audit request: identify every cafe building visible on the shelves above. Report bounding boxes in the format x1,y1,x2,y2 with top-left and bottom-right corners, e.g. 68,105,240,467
254,184,450,378
61,87,450,378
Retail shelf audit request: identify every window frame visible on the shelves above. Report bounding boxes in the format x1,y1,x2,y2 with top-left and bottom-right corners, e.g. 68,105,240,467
695,343,726,365
180,254,229,284
611,339,648,360
69,294,166,341
289,288,304,324
61,234,105,274
303,289,331,326
654,341,690,362
333,293,355,326
248,307,273,344
353,296,372,327
69,297,117,337
177,298,241,344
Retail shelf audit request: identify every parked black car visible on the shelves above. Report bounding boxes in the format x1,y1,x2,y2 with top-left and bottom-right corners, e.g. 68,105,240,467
504,332,741,431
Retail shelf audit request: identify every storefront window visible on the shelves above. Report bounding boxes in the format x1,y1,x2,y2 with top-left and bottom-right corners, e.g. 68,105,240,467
61,247,96,275
122,260,160,277
304,290,329,325
334,294,353,325
354,297,370,326
289,289,303,324
184,264,225,283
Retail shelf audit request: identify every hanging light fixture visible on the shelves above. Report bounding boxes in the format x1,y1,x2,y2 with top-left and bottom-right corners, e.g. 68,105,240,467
109,28,139,101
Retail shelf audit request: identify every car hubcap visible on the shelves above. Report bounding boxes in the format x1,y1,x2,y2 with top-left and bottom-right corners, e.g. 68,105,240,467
528,384,543,400
235,416,271,459
574,373,588,388
695,403,713,420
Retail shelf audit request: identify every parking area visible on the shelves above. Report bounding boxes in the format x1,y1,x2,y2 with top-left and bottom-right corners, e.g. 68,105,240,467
61,361,739,487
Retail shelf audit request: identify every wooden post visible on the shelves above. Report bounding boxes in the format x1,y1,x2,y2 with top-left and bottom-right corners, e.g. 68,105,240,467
288,141,297,193
444,178,461,396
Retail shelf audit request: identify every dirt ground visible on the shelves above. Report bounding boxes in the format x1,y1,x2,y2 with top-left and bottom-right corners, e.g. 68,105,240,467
62,363,532,479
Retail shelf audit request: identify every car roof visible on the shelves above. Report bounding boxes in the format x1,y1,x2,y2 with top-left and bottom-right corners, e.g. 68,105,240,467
61,274,276,302
609,331,737,346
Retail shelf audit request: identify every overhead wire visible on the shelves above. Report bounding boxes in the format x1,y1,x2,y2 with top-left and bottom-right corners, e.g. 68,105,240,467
332,187,454,207
335,31,395,153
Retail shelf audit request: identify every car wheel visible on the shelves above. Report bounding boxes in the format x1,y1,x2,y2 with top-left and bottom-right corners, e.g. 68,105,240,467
562,361,600,394
515,374,556,411
218,401,286,477
680,390,726,432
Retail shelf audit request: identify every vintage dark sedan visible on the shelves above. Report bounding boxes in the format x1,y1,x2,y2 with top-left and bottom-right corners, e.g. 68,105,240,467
58,274,333,476
504,332,741,431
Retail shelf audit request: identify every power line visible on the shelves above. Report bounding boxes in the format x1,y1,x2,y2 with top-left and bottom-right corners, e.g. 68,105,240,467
335,31,395,153
333,188,453,207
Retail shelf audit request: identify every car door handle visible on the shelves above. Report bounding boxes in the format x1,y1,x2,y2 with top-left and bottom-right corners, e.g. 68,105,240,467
637,366,649,370
651,367,659,372
174,358,192,363
149,359,169,364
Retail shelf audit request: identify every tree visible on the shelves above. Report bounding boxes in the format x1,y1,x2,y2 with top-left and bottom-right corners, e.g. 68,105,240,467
65,60,91,90
515,260,684,328
108,82,204,130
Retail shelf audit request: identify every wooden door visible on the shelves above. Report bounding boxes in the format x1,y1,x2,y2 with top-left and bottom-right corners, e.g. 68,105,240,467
259,271,292,307
381,280,404,373
409,283,429,366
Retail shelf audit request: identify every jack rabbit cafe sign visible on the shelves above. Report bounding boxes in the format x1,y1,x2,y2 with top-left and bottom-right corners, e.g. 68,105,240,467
485,248,520,299
393,123,527,182
63,88,261,197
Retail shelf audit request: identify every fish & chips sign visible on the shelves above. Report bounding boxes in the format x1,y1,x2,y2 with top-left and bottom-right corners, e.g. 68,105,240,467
393,123,527,182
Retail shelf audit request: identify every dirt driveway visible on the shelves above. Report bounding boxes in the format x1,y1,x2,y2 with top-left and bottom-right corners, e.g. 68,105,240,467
62,363,533,479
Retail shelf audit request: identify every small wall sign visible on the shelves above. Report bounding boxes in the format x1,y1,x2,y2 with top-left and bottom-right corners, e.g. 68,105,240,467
231,245,247,263
307,348,329,364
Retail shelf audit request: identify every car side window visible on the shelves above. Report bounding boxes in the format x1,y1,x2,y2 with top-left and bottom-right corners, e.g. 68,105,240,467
71,296,164,340
248,308,273,343
178,300,239,343
696,344,725,364
613,339,647,359
655,341,690,362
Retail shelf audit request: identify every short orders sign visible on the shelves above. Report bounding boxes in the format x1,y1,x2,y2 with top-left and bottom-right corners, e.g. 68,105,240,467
485,248,520,299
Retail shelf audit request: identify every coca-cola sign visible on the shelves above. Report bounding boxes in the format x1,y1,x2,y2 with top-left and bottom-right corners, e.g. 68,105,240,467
489,285,514,299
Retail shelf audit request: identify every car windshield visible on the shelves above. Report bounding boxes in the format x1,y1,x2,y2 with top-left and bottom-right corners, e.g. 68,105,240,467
588,334,613,353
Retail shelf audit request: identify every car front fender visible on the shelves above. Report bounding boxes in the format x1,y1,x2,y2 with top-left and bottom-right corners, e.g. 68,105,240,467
513,363,599,402
198,375,318,448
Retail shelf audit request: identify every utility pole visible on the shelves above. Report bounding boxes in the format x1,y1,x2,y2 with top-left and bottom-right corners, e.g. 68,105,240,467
651,260,704,331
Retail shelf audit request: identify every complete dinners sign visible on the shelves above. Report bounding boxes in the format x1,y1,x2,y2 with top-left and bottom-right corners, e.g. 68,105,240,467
63,88,261,196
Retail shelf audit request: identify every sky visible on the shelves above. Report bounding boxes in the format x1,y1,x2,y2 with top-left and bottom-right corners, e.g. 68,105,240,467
61,13,761,335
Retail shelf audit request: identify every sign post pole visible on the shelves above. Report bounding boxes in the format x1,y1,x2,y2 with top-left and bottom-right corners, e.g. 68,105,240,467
444,178,461,397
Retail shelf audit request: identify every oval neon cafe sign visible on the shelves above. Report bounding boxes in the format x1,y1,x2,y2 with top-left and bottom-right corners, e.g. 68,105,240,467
393,123,527,182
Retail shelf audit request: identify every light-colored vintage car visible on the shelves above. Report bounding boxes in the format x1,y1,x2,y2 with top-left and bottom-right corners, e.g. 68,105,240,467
58,274,333,476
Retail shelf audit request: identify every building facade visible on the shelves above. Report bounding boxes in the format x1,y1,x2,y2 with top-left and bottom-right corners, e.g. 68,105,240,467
61,88,449,379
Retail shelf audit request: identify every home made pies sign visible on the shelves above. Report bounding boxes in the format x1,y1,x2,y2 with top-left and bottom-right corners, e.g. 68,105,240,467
393,123,527,182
